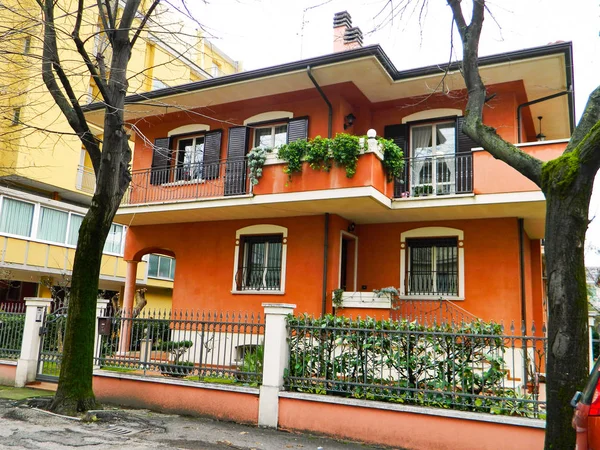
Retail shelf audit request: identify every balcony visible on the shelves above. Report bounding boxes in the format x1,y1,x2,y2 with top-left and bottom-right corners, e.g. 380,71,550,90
122,159,249,205
393,153,472,199
76,165,95,194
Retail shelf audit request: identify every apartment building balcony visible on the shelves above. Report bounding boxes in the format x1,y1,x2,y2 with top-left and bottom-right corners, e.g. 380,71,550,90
75,165,96,194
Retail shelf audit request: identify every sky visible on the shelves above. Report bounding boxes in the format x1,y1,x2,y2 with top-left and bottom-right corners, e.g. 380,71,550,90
189,0,600,262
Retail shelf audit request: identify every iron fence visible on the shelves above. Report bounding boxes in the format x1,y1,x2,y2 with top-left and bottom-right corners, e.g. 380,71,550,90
0,303,25,360
122,159,249,205
286,314,546,418
394,153,473,198
96,308,264,385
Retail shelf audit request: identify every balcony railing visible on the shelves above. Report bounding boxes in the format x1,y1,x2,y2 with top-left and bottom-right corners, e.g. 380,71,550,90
122,159,249,205
75,165,96,194
394,153,473,198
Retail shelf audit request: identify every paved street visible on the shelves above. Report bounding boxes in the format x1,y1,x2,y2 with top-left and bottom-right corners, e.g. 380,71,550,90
0,387,389,450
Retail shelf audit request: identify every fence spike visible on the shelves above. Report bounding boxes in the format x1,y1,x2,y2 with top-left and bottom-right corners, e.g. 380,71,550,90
510,321,515,334
521,320,526,335
531,321,537,335
542,322,547,334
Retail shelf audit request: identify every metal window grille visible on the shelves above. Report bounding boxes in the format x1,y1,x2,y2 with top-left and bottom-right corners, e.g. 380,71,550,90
237,235,282,291
407,237,458,296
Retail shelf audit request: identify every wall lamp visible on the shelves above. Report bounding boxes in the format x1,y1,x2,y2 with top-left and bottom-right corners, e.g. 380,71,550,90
344,113,356,130
347,222,356,232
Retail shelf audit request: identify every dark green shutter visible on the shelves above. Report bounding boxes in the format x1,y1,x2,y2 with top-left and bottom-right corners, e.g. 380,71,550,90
225,126,248,196
150,137,171,185
455,117,476,193
203,130,222,180
287,117,308,143
384,124,409,198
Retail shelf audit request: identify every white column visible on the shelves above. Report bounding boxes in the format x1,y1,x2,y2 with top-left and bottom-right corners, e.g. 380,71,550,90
258,303,296,429
93,298,110,370
15,297,53,387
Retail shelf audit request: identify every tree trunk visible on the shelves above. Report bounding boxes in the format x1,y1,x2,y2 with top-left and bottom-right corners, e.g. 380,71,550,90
49,203,115,414
542,171,592,449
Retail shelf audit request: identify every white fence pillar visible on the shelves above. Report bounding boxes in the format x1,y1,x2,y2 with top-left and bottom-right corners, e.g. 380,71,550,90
93,299,110,370
15,297,53,387
258,303,296,428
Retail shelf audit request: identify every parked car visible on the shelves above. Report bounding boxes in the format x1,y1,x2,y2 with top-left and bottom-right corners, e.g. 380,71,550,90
572,357,600,448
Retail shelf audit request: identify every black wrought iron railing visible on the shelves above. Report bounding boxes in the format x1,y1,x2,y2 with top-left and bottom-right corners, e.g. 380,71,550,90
122,158,249,205
394,153,473,198
286,315,546,418
96,308,264,384
235,266,282,291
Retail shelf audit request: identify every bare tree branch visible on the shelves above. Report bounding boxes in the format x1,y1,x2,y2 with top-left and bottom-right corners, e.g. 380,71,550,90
131,0,161,47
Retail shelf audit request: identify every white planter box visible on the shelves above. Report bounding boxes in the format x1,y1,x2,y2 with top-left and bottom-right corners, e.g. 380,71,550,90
335,291,391,309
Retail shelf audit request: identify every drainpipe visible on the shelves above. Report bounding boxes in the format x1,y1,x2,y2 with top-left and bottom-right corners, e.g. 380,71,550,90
322,213,330,316
307,66,333,138
516,91,570,143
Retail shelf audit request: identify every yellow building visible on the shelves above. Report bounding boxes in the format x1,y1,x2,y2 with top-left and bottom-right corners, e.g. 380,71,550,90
0,0,240,309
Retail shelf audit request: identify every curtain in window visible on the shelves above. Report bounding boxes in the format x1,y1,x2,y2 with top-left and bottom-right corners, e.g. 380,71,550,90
0,198,34,237
158,256,171,278
38,207,68,243
104,224,123,254
148,254,159,277
254,128,272,149
266,241,282,289
273,125,288,148
67,214,84,246
411,126,433,158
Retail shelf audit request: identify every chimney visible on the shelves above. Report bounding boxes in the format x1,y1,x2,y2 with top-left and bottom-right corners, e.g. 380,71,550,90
333,11,363,52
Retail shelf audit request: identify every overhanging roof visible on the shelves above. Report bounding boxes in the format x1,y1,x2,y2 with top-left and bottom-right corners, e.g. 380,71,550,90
83,42,574,139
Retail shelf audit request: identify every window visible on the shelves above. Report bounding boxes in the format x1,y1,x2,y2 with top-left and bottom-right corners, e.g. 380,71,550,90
236,235,283,291
104,224,124,254
148,254,176,280
11,107,21,126
253,124,287,150
23,37,31,55
175,135,205,181
37,207,68,243
400,227,465,300
406,238,458,296
0,198,34,237
67,214,84,246
233,224,288,293
410,121,456,196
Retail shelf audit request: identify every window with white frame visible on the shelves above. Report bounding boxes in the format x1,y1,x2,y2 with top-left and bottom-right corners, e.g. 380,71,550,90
147,254,176,280
0,195,125,255
37,206,69,243
253,124,287,150
174,134,205,181
104,224,125,254
233,225,288,293
409,121,456,196
0,198,34,237
400,227,464,300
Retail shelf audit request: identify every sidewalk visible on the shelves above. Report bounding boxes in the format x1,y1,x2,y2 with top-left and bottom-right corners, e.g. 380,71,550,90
0,386,391,450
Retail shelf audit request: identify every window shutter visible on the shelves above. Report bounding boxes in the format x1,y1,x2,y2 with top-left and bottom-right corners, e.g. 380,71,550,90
287,117,308,143
225,126,249,196
150,137,171,185
455,117,476,193
384,124,409,198
203,130,222,180
456,117,479,153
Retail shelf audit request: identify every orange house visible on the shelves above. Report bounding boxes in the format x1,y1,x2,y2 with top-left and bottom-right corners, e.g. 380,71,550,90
83,16,574,330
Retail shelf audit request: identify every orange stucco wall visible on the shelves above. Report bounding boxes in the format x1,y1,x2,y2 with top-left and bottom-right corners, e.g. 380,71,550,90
130,79,556,201
125,215,543,324
278,397,544,450
355,217,539,325
474,142,565,194
0,362,16,386
93,375,258,424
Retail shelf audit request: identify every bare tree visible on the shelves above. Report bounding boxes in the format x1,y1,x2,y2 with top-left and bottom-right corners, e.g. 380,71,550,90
441,1,599,447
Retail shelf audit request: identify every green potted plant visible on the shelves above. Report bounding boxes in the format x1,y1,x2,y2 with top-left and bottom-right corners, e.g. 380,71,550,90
155,340,194,377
